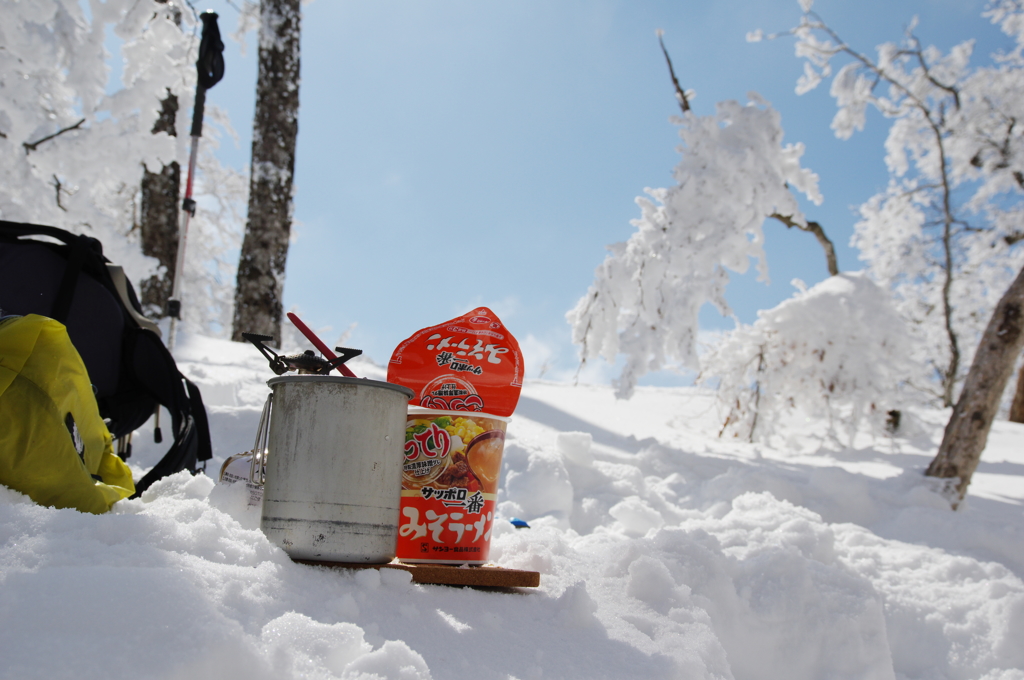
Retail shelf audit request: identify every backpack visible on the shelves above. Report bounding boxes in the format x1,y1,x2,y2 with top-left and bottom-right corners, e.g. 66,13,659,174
0,314,135,512
0,220,212,496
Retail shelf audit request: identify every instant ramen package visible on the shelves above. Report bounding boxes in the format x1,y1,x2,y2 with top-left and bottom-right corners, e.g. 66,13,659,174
387,306,523,416
387,307,523,563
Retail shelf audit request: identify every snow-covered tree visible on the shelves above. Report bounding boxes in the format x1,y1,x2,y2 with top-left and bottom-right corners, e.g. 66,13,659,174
755,0,1024,502
701,273,915,445
766,0,1024,408
571,1,1024,488
0,0,245,337
1,0,181,277
567,94,823,399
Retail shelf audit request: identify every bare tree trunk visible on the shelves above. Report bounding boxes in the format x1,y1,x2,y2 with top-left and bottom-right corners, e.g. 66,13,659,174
940,218,961,408
1009,361,1024,423
139,92,180,316
231,0,301,346
926,262,1024,507
139,2,183,318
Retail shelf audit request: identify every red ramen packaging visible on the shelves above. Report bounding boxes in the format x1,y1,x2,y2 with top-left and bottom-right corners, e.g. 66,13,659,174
387,307,523,416
387,307,522,564
394,409,508,563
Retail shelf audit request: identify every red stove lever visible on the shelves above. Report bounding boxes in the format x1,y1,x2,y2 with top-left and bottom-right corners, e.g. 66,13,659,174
286,312,358,378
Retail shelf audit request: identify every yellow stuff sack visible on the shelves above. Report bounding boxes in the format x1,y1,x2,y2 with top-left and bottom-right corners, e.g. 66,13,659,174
0,314,134,513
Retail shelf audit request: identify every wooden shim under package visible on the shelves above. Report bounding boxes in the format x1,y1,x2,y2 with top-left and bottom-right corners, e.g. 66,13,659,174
294,559,540,589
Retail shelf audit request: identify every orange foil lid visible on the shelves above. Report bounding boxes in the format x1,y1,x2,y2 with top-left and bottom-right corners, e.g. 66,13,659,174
387,307,523,417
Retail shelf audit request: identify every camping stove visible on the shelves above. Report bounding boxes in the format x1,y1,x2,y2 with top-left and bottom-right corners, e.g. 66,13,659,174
242,332,362,375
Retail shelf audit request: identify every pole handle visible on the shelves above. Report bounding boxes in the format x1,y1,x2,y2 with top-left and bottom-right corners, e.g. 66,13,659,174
190,87,206,138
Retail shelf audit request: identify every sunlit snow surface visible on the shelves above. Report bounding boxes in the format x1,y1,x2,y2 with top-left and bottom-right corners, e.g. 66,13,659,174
2,334,1023,680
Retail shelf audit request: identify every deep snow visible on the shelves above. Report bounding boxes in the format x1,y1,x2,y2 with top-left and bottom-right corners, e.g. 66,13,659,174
1,333,1023,680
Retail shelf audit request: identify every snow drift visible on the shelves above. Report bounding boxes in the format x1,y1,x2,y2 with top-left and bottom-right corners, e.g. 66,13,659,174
1,334,1023,680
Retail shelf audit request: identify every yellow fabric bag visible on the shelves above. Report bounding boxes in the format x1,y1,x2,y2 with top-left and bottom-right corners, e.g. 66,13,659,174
0,314,134,513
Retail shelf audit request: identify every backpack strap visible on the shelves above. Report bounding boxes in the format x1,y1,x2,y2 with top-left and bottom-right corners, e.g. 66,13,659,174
123,326,213,495
133,414,198,497
187,378,213,465
106,264,162,336
0,219,82,245
51,234,99,324
0,222,110,324
130,377,213,497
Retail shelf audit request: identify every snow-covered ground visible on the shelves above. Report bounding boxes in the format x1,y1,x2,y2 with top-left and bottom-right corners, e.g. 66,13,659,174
2,333,1023,680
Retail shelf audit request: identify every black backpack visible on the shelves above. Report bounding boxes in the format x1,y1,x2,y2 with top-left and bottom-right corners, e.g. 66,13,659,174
0,220,212,495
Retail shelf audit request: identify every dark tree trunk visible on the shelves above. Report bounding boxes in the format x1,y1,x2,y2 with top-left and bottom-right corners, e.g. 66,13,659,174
139,92,181,316
231,0,301,346
1009,361,1024,423
926,263,1024,507
139,2,183,317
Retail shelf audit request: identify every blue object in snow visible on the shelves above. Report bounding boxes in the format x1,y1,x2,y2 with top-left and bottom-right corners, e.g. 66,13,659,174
510,518,530,529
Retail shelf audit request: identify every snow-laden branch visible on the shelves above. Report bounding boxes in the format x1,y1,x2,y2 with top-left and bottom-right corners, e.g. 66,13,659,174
1,0,246,338
769,212,838,276
657,30,691,114
759,3,1024,406
701,273,916,445
568,95,821,398
22,119,86,154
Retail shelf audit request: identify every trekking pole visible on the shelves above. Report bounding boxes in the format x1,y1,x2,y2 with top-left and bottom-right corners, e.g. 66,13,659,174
167,11,225,354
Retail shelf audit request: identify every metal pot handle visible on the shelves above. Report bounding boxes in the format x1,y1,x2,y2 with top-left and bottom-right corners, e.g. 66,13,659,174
249,393,273,486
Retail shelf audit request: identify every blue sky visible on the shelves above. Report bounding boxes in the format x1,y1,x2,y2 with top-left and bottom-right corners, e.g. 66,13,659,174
186,0,1010,384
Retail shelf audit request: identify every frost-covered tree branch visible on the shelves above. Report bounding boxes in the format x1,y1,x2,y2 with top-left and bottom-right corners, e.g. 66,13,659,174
770,212,839,276
0,0,246,337
657,30,691,114
748,0,1024,502
0,0,185,273
572,32,839,400
23,118,86,154
659,33,840,278
568,95,822,398
701,274,915,445
758,1,1024,408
